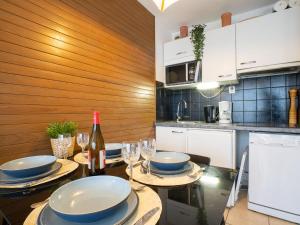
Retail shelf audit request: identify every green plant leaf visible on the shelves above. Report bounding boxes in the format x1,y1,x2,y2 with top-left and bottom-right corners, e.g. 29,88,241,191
46,121,78,138
190,24,206,61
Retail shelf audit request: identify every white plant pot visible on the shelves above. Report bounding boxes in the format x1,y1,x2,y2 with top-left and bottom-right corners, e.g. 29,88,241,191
50,136,75,158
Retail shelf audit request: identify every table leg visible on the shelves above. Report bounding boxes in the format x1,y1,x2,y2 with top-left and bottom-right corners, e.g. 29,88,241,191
157,188,168,225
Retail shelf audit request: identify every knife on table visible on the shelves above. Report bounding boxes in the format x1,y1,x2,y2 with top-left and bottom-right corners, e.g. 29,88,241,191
133,207,160,225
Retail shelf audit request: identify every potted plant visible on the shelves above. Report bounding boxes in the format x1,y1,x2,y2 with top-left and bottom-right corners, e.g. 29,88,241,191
47,121,78,157
190,24,206,62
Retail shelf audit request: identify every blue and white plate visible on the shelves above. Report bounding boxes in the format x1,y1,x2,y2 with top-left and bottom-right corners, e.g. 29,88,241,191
0,155,57,177
150,152,190,171
106,153,121,159
143,161,194,175
0,162,61,184
49,176,131,222
105,143,122,157
38,191,138,225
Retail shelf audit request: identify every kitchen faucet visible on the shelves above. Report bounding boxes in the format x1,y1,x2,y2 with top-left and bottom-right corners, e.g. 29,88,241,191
176,99,187,122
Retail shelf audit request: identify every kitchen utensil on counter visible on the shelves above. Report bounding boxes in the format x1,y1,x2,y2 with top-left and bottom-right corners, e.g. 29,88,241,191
288,88,298,128
204,105,218,123
219,101,232,124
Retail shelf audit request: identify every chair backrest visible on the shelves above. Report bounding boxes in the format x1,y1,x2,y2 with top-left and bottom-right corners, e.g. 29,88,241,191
189,154,210,166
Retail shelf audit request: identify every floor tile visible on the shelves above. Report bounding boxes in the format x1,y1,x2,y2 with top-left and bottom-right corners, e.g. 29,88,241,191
224,208,229,220
227,205,269,225
226,191,297,225
269,216,296,225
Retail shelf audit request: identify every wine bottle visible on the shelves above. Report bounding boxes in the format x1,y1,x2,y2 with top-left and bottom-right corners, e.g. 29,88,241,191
88,111,106,175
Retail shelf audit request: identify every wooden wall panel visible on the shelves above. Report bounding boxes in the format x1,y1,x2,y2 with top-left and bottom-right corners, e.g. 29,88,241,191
0,0,155,163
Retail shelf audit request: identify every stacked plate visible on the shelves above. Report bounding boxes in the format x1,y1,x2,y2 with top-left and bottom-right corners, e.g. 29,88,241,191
0,155,61,184
105,143,122,159
144,152,193,175
37,176,138,225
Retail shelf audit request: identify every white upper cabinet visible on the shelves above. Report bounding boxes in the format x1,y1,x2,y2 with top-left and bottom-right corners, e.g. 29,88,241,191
236,8,300,73
164,37,195,66
202,25,237,83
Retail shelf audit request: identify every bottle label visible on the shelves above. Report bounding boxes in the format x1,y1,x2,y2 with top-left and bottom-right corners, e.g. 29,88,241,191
99,150,106,169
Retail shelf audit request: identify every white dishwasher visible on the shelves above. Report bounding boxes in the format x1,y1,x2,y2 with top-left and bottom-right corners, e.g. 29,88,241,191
249,132,300,223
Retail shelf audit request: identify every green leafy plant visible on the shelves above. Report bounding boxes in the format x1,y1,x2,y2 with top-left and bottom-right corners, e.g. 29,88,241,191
47,121,78,139
190,24,206,61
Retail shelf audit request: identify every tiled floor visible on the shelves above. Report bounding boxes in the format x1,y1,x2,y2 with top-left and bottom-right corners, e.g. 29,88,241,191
224,191,297,225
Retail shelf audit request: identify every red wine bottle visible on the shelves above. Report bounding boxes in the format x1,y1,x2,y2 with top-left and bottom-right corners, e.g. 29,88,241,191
88,111,106,175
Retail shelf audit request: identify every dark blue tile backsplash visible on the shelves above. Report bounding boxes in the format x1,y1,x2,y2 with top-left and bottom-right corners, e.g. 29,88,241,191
156,73,300,123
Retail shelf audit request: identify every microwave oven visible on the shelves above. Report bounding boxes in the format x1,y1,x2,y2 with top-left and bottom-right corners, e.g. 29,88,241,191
165,61,201,86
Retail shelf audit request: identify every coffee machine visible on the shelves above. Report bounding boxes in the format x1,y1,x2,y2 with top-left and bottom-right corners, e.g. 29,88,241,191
219,101,232,124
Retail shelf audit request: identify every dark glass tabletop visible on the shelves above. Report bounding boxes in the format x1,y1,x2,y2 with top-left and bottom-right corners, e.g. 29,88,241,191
0,154,236,225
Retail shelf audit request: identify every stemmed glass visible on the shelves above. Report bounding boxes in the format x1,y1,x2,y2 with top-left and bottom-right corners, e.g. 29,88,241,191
141,138,156,175
58,133,72,159
77,132,89,154
122,142,141,182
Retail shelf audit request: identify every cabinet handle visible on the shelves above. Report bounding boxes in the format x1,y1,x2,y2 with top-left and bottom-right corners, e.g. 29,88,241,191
176,51,187,55
218,74,232,78
172,131,184,134
240,60,256,65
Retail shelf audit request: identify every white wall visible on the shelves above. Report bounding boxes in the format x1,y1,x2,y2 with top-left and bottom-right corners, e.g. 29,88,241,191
155,4,274,82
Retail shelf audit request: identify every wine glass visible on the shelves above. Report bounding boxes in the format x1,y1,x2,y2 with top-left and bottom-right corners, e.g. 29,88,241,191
77,132,89,154
141,138,156,175
58,133,72,159
122,142,141,182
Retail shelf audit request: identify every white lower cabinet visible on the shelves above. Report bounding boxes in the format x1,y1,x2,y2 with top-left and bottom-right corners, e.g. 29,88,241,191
156,127,236,168
187,129,236,169
156,127,187,153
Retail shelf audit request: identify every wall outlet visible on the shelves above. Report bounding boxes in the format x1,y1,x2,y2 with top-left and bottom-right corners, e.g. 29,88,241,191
229,85,235,94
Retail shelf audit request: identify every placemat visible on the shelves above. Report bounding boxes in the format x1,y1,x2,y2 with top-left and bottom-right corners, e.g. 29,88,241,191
23,186,162,225
127,161,202,187
0,159,79,189
74,152,123,165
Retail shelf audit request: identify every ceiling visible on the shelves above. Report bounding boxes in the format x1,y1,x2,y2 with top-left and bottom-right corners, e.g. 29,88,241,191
138,0,277,31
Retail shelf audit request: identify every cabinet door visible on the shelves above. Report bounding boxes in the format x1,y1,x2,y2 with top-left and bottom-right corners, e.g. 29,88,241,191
202,25,237,83
236,8,300,71
187,129,235,168
156,127,187,152
164,37,195,66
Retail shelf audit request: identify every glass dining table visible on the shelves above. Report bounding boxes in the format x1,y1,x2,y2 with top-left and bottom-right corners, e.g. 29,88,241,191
0,153,236,225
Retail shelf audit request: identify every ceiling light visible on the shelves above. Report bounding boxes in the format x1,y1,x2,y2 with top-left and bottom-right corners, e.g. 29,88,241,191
152,0,179,12
197,82,220,90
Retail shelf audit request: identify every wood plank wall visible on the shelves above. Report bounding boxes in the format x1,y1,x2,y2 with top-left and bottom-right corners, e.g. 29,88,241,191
0,0,155,163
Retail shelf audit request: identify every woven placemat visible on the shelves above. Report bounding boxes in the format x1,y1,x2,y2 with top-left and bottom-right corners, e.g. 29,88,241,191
74,152,123,165
23,186,161,225
0,159,78,189
126,162,202,187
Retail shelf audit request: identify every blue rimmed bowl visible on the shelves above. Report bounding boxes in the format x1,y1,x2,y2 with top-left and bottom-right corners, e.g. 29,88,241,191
49,176,131,222
0,155,57,177
150,152,190,171
105,143,122,157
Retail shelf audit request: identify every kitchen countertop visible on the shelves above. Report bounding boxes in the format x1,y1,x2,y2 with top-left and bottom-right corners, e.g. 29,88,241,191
156,121,300,134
